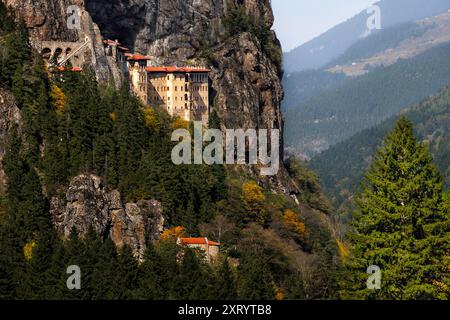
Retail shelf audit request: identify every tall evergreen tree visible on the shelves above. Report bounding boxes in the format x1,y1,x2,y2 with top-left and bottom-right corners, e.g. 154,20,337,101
214,257,237,300
173,248,212,299
237,251,274,300
135,243,164,300
344,117,450,299
112,246,139,299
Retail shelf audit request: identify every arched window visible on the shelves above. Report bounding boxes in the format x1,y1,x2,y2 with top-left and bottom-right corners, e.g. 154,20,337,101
41,48,52,60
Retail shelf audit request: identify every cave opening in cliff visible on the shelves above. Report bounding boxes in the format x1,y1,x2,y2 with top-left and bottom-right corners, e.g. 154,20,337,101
84,0,147,50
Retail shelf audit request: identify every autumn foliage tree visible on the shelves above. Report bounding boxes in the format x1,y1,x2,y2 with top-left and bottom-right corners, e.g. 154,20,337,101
242,181,269,225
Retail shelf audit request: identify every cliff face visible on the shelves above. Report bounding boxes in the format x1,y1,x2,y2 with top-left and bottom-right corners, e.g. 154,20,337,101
0,88,21,194
4,0,299,242
4,0,124,82
83,0,288,189
5,0,284,167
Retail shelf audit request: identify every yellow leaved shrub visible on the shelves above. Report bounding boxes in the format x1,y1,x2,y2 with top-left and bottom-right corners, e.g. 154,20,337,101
283,209,307,238
161,226,186,241
23,240,37,261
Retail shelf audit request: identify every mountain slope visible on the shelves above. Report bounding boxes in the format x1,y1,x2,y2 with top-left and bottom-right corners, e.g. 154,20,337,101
327,12,450,76
310,86,450,215
283,0,450,73
284,42,450,158
283,12,450,111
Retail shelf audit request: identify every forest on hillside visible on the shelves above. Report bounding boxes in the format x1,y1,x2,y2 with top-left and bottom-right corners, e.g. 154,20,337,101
311,86,450,218
284,43,450,158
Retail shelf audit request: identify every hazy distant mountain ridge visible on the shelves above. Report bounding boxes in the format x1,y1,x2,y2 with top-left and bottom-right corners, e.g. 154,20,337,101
283,0,450,73
327,13,450,76
284,42,450,159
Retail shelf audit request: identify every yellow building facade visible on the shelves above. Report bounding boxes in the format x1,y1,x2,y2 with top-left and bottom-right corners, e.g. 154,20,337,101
127,57,210,124
146,66,210,124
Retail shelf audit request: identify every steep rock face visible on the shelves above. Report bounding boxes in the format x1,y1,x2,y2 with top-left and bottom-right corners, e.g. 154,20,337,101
6,0,292,192
50,174,164,259
84,0,283,132
0,89,22,193
4,0,81,42
4,0,124,82
84,0,290,191
110,199,165,259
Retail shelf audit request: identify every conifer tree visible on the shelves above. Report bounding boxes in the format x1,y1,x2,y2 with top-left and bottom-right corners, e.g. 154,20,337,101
214,257,237,300
112,246,139,299
64,228,87,300
345,117,450,299
156,239,180,299
90,238,119,300
173,248,211,299
237,251,274,300
135,243,164,300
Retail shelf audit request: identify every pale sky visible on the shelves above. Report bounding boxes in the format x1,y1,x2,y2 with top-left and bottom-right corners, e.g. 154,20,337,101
272,0,379,52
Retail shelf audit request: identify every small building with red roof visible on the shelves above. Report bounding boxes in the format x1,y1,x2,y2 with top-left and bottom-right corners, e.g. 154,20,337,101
56,66,83,72
104,39,130,63
177,237,220,262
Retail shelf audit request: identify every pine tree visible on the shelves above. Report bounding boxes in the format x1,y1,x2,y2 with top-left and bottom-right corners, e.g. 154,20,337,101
41,238,69,299
114,85,147,194
237,251,274,300
0,212,23,299
111,246,139,299
135,243,164,300
0,2,15,33
214,257,237,300
64,228,87,300
156,239,180,299
90,238,119,300
2,20,31,89
3,125,49,240
344,117,450,300
172,248,211,299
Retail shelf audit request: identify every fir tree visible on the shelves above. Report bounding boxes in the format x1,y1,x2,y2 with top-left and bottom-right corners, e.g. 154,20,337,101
214,257,237,300
90,238,119,300
112,246,139,299
237,251,274,300
344,117,450,299
135,243,164,300
173,248,212,299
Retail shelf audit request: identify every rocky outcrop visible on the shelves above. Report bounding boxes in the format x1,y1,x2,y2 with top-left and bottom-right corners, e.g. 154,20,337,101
50,174,164,259
0,88,22,193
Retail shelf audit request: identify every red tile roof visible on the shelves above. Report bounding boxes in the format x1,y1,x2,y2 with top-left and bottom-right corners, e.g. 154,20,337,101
104,39,122,46
127,54,151,61
57,66,82,72
178,238,220,246
145,66,210,73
